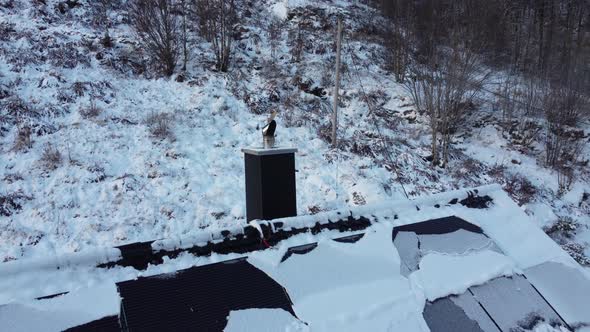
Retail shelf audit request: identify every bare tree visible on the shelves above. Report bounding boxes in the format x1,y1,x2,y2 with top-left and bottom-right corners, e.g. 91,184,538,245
288,22,304,63
381,0,411,82
498,76,544,147
379,0,590,93
129,0,180,76
180,0,189,71
195,0,236,72
544,80,588,169
91,0,115,48
405,46,488,166
383,27,410,83
268,18,283,62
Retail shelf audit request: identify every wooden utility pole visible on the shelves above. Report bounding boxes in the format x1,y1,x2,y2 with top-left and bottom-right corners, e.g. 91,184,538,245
331,17,343,148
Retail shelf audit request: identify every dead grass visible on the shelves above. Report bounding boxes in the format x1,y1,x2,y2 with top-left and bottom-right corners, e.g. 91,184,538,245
40,143,62,171
79,99,102,119
504,173,537,206
12,126,32,151
146,112,175,141
0,191,31,217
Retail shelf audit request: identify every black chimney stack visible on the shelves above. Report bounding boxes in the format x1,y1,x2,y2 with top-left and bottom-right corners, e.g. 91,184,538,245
242,147,297,221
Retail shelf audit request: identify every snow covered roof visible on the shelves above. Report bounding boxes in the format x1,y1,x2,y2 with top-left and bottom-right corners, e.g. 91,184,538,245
1,184,589,331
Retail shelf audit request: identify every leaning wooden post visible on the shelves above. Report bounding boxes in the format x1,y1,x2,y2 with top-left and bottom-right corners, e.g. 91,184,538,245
331,17,343,148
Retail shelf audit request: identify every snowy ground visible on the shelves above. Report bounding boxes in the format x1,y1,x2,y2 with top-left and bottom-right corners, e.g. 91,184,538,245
1,0,589,268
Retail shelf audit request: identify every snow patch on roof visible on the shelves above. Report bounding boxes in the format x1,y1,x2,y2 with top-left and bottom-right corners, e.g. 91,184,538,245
0,283,119,332
249,224,429,331
418,229,496,255
409,250,518,301
224,308,309,332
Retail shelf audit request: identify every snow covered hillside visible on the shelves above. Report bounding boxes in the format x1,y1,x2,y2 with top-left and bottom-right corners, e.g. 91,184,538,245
1,0,589,267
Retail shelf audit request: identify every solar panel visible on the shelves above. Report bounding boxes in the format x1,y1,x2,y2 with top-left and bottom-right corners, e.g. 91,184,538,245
280,243,318,262
117,258,296,331
423,297,489,332
469,275,567,331
394,217,570,332
392,216,485,241
392,216,496,276
332,233,365,243
392,231,420,276
525,261,590,328
448,291,501,332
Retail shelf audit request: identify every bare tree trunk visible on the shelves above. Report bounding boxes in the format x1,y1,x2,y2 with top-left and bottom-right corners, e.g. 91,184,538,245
431,124,438,165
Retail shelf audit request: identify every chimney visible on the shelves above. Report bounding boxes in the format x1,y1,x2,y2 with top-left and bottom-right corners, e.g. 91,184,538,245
242,147,297,221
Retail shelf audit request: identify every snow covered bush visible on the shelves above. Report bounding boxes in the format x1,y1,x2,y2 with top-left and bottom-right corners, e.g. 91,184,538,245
561,243,590,266
47,42,90,69
0,97,39,136
39,143,62,171
79,99,102,119
0,21,15,41
0,191,31,217
515,312,563,332
12,126,32,151
504,174,537,206
544,217,580,243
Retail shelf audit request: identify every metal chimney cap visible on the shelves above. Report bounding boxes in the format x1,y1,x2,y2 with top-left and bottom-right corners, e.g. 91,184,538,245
241,147,298,156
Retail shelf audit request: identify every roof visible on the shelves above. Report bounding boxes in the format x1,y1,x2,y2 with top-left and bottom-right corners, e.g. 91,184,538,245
0,184,589,331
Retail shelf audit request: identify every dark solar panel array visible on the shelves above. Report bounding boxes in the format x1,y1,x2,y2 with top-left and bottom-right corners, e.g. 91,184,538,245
281,243,318,262
391,216,484,241
117,258,296,331
392,217,570,332
332,233,365,243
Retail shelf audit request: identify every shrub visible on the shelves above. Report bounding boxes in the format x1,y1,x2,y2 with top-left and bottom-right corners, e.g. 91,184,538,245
2,96,38,119
561,243,590,266
12,126,32,151
71,81,89,97
504,174,537,206
487,163,506,181
40,143,62,170
47,42,89,69
146,112,174,141
0,191,31,217
544,217,579,242
352,192,367,205
79,99,102,119
0,21,16,41
101,31,113,48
